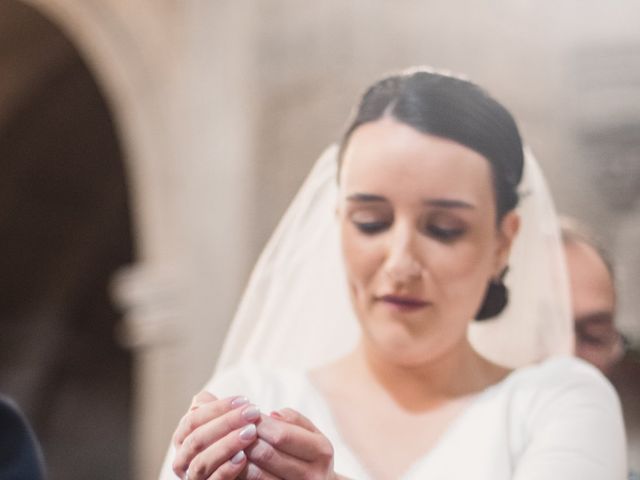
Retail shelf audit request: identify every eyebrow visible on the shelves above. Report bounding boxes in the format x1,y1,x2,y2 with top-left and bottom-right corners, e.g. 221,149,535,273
424,198,475,209
575,312,614,327
346,193,475,210
346,193,387,202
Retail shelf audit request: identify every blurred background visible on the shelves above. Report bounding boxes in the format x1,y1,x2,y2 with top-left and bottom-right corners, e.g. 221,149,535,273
1,0,638,478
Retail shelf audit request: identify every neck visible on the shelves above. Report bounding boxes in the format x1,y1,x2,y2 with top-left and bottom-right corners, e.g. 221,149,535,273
343,338,505,412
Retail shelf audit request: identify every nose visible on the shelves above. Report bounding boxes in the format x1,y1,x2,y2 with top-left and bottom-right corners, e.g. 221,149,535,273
383,222,423,285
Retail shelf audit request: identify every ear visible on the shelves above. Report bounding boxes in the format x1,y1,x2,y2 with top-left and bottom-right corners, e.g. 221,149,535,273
494,211,520,276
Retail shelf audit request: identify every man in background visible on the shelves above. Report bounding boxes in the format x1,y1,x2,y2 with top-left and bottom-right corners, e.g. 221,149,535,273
561,218,639,479
561,219,625,374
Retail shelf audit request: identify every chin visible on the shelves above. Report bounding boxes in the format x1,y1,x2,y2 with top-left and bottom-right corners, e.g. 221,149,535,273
366,326,449,367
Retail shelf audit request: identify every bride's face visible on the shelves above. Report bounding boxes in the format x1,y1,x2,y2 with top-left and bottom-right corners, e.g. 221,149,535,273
338,118,519,366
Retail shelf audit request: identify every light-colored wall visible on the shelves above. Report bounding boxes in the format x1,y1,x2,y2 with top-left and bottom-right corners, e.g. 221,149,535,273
15,1,640,477
22,1,258,477
248,0,640,335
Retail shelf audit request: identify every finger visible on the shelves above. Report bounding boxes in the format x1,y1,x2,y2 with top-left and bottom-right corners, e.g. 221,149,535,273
191,391,218,410
238,462,281,480
257,416,332,462
178,424,257,480
205,451,247,480
245,438,308,479
173,405,260,475
270,408,318,433
174,396,250,447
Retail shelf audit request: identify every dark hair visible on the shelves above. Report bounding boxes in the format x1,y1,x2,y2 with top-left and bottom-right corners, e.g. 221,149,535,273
339,70,525,320
339,70,524,221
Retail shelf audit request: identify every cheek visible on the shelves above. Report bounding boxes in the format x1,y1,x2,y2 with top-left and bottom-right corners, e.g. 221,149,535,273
340,228,381,291
425,235,495,304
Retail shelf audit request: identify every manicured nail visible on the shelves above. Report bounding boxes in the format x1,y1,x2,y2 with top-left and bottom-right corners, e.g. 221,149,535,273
231,450,246,465
241,405,260,422
231,396,249,408
239,424,257,441
270,410,284,419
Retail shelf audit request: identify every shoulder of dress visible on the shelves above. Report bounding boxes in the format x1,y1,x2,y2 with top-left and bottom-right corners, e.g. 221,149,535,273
505,355,620,413
514,355,612,388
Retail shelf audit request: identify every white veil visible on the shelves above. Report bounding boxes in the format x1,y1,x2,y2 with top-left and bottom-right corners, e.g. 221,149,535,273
215,145,573,372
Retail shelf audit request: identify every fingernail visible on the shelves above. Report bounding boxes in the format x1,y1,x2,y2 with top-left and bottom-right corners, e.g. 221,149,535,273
270,410,284,419
231,450,246,465
241,405,260,422
239,424,256,441
231,396,249,408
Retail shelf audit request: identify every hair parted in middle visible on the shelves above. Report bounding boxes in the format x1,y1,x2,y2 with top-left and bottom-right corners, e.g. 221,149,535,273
338,68,525,320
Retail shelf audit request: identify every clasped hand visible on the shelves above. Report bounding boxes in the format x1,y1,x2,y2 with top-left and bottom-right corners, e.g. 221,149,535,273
172,391,339,480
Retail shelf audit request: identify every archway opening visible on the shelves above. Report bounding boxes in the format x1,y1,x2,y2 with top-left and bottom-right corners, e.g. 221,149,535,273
0,2,134,478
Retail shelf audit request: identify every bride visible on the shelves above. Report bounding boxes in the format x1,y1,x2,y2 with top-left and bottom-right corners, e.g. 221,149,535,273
160,69,626,479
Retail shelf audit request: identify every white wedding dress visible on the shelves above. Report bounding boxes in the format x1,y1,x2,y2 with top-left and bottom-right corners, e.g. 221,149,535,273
158,145,627,479
198,356,625,479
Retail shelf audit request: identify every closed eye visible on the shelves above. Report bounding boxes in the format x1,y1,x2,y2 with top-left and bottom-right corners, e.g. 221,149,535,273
426,225,465,241
353,220,390,235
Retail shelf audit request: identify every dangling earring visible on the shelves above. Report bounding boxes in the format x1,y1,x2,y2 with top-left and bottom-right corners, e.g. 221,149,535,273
475,267,509,321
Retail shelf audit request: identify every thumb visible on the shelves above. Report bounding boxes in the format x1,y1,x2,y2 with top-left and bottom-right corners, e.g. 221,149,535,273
189,390,217,410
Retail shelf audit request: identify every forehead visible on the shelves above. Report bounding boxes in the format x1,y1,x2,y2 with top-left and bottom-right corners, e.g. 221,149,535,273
564,240,615,312
340,118,495,204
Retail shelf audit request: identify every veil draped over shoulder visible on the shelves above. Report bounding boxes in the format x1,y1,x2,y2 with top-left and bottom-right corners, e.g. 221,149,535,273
215,145,573,373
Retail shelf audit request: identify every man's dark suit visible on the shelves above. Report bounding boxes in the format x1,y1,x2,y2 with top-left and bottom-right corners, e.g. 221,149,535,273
0,396,45,480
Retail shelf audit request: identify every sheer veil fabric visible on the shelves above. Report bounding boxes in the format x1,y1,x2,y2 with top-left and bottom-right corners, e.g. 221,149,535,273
215,144,573,373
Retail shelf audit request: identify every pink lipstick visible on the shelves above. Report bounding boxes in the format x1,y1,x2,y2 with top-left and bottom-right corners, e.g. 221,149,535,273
378,294,430,312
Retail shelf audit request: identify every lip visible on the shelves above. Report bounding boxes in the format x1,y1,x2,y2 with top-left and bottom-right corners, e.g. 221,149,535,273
377,294,431,312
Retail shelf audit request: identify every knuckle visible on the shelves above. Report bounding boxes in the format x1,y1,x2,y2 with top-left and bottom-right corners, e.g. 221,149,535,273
242,463,263,480
189,457,208,477
174,415,192,444
172,430,182,447
251,441,276,465
186,434,204,456
317,437,334,461
269,428,289,448
183,414,197,433
171,459,185,476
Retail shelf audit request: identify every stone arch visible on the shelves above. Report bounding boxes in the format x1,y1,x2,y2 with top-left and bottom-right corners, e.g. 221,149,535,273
22,0,179,262
10,3,261,478
6,2,186,478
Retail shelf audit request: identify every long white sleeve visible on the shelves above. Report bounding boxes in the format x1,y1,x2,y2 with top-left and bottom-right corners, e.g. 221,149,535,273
512,358,626,479
157,358,627,480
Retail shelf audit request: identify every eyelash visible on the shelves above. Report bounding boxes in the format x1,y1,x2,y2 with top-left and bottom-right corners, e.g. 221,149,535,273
426,225,465,241
354,221,389,234
352,221,465,241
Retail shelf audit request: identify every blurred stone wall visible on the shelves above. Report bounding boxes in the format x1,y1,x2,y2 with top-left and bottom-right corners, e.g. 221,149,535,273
245,3,640,470
247,0,640,342
3,1,639,477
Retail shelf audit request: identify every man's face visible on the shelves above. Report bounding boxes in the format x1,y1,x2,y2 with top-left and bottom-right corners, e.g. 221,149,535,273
564,239,622,375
